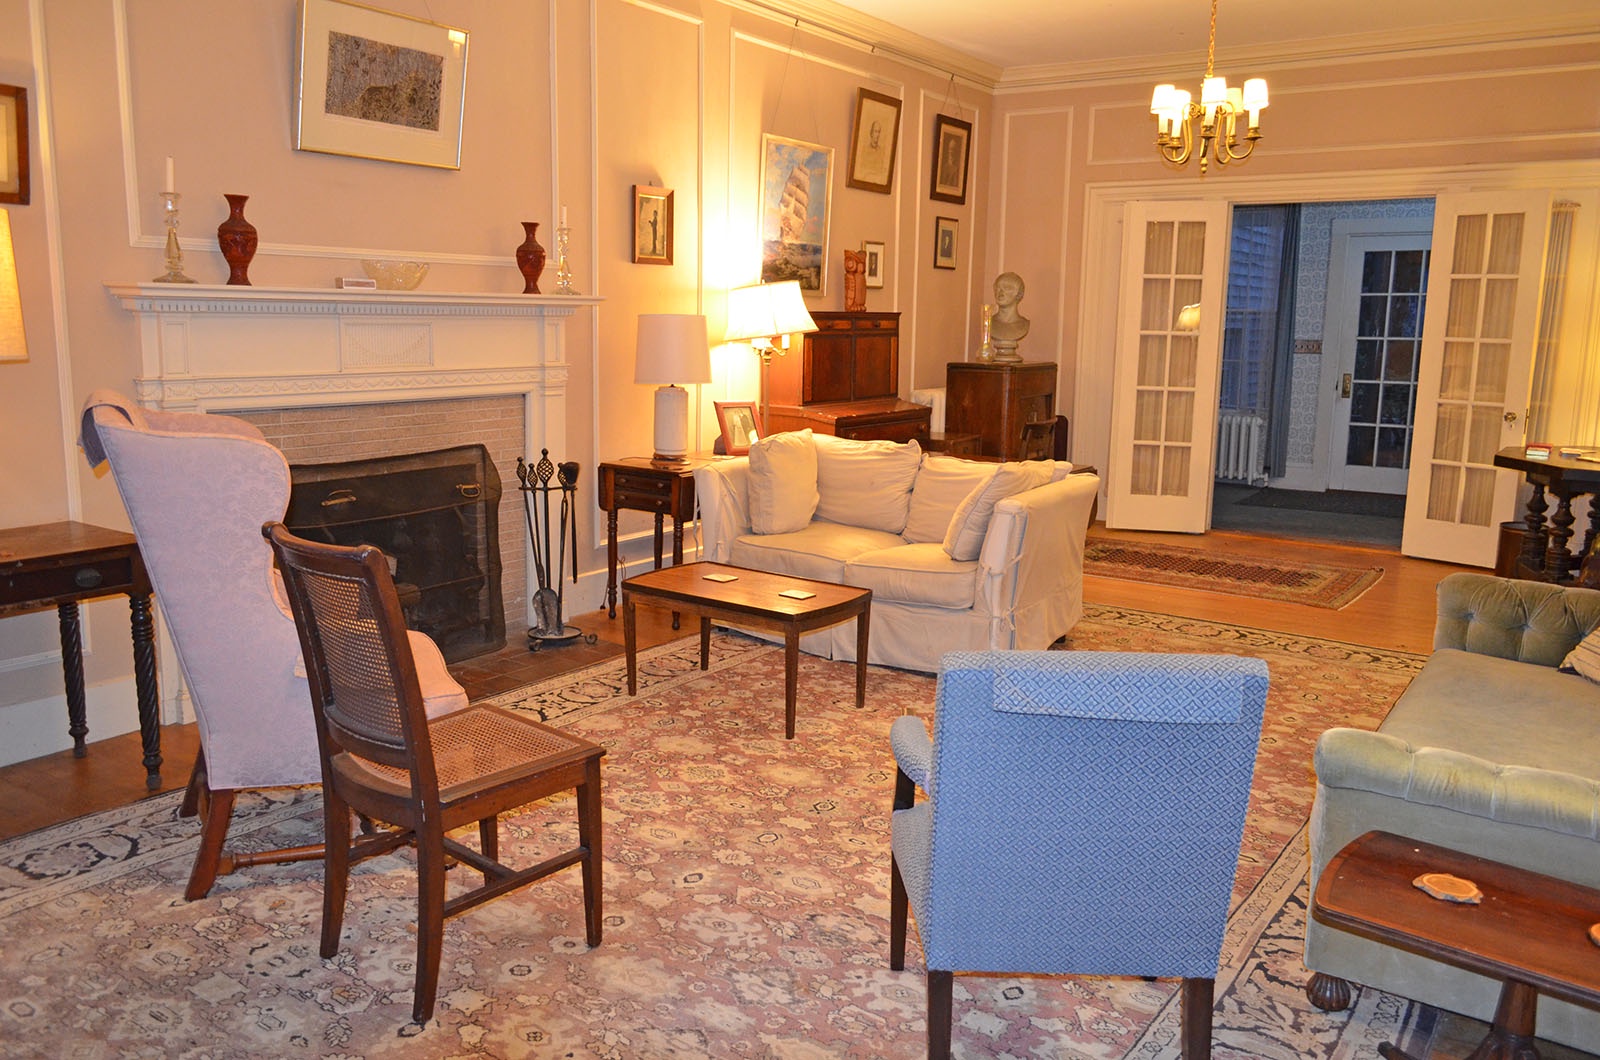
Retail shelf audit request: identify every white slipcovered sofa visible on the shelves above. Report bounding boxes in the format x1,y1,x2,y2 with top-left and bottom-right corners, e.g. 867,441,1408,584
692,429,1100,673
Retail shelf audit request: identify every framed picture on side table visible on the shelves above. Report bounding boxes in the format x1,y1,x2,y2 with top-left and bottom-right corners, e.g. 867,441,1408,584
862,240,885,289
715,401,763,456
933,217,958,270
930,113,972,205
633,185,674,265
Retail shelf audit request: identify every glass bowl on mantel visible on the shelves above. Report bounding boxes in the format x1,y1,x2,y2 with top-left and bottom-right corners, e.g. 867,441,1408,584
360,259,429,290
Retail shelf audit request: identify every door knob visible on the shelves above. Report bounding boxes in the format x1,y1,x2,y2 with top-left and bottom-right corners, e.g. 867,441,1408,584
1340,373,1352,398
1503,410,1519,423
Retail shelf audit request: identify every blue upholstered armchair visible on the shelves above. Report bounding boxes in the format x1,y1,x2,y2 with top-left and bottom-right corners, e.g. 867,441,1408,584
889,650,1270,1059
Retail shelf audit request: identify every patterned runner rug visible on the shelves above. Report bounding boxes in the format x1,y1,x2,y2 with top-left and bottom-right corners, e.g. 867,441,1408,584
0,607,1588,1058
1084,539,1384,609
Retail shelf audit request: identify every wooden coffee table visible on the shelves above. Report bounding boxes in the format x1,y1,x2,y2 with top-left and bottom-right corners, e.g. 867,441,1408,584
1311,830,1600,1060
621,562,871,739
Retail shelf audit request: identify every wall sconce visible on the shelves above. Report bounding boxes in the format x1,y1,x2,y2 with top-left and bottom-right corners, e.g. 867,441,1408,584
723,280,817,426
0,209,27,363
634,313,712,465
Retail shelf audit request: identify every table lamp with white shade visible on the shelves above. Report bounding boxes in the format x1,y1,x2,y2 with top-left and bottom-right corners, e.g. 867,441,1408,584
635,313,712,465
0,209,26,363
723,280,817,426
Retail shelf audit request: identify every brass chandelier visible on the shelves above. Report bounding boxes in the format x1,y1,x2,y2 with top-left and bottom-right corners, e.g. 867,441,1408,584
1150,0,1268,174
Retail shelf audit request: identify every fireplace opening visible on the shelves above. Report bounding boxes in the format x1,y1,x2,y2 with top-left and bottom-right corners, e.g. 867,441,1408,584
285,445,506,662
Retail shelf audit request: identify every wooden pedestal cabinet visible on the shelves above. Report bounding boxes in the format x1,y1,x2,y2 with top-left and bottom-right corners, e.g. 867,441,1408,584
763,311,931,443
945,361,1057,461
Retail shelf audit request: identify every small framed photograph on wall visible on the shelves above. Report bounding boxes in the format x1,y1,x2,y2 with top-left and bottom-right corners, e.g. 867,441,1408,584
862,240,886,289
933,217,958,270
930,113,972,205
633,185,674,265
0,85,28,205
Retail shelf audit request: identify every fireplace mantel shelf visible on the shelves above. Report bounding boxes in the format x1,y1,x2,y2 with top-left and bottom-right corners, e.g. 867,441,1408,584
106,282,602,316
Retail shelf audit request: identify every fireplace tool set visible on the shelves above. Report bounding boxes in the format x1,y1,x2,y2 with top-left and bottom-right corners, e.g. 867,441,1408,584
517,450,595,650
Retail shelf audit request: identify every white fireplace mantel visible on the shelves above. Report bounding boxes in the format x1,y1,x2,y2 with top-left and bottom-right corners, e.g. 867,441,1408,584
106,284,601,442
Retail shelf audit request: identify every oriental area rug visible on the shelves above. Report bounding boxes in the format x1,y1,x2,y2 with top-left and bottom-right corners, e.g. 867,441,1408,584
1084,539,1384,609
2,608,1593,1059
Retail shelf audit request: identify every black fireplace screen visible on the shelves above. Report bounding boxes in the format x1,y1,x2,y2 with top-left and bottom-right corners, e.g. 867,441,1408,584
285,444,505,663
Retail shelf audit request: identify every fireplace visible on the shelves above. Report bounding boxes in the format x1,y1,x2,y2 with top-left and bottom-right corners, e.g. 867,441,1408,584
285,445,506,662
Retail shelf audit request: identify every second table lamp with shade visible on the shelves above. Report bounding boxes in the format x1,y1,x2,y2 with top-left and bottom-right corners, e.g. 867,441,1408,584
723,280,817,427
635,313,712,465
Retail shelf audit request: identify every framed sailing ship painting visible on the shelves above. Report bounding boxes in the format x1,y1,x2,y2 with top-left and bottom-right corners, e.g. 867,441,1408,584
759,134,832,296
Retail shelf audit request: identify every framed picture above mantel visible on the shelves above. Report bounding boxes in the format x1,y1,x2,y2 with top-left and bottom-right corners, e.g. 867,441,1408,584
294,0,470,170
0,85,27,205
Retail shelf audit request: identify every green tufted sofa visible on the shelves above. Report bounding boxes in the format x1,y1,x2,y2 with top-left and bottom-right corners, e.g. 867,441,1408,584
1304,571,1600,1051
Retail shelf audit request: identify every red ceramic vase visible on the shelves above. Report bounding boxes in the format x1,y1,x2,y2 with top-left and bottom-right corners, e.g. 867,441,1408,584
516,221,546,294
217,194,258,286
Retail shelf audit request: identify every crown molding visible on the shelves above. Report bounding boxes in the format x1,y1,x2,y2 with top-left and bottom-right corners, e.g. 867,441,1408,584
996,13,1600,92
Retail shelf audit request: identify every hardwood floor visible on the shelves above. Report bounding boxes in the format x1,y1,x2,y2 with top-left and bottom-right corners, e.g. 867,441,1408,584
0,527,1474,843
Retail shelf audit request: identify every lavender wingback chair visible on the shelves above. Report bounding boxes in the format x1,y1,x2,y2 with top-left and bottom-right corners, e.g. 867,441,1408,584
888,650,1270,1059
80,391,468,900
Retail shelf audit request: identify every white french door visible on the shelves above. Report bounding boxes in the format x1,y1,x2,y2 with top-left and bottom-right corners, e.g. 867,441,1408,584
1105,200,1231,533
1401,191,1552,566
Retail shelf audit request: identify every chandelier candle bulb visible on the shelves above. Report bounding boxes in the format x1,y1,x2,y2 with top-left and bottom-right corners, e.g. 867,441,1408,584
1150,0,1266,174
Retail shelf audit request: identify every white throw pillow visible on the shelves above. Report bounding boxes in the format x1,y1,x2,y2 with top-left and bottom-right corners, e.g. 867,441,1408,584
1560,624,1600,684
903,455,997,544
813,434,922,533
747,429,819,534
941,460,1055,561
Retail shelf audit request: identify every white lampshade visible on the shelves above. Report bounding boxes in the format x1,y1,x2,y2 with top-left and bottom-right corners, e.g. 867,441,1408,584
724,280,817,346
635,313,711,463
1175,302,1202,332
0,210,26,364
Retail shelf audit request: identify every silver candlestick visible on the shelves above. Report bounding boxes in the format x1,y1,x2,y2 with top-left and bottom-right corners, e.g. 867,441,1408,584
152,192,197,284
553,223,578,295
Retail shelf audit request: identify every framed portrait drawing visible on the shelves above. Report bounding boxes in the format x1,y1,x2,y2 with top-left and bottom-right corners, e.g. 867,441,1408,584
633,185,674,265
715,401,763,456
862,240,885,289
760,134,832,296
933,217,958,270
295,0,469,170
929,114,972,205
846,88,901,194
0,85,27,205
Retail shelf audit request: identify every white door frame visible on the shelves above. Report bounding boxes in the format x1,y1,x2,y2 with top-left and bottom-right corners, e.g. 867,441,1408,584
1073,161,1600,523
1318,217,1436,494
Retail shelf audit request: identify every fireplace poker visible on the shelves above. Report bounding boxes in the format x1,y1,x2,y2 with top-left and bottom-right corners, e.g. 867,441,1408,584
531,451,560,634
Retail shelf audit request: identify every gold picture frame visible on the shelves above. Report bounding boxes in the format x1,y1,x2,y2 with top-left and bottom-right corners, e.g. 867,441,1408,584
930,114,972,205
0,85,27,205
294,0,470,170
846,88,901,194
760,134,832,296
633,185,674,265
715,401,763,456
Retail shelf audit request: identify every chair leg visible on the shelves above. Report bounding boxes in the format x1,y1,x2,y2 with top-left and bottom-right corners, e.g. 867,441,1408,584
320,792,352,959
184,787,236,900
577,759,604,948
412,823,448,1024
477,816,498,877
179,749,207,819
927,969,953,1060
1179,977,1215,1060
889,855,908,971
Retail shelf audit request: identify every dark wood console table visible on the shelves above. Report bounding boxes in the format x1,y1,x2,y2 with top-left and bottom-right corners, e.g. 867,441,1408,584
1311,830,1600,1060
597,457,715,623
1492,446,1600,584
945,360,1058,460
0,521,163,788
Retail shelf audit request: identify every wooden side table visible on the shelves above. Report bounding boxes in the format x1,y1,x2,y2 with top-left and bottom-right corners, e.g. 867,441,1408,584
0,521,163,788
1311,830,1600,1060
597,457,712,621
1492,446,1600,584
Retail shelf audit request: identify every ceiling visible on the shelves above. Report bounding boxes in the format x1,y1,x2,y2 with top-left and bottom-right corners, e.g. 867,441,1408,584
808,0,1598,80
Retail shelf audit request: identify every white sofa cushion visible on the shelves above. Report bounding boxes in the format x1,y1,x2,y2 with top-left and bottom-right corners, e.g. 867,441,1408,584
813,433,922,533
845,543,980,609
943,461,1055,561
747,429,818,534
1561,625,1600,684
730,522,905,583
903,455,997,544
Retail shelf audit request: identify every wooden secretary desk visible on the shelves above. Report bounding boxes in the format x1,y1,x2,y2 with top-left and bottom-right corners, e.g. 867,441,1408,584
945,360,1058,460
764,311,932,443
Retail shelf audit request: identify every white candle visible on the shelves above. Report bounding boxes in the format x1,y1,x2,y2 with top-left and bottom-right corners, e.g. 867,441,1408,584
561,204,568,228
164,156,174,193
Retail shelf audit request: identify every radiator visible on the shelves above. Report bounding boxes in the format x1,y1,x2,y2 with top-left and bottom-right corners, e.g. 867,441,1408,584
1215,412,1268,485
909,386,946,433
